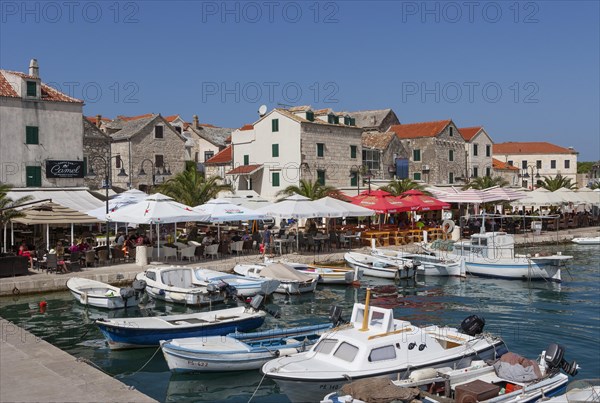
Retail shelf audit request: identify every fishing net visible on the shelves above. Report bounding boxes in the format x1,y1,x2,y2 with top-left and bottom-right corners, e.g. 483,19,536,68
340,377,420,403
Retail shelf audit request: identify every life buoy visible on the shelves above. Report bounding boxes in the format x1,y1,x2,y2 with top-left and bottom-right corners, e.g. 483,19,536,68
442,220,455,234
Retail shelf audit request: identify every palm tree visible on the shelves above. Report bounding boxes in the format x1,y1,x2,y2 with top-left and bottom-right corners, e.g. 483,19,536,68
380,178,430,196
276,179,342,200
540,174,577,191
462,176,509,190
590,182,600,190
156,168,231,241
0,183,33,227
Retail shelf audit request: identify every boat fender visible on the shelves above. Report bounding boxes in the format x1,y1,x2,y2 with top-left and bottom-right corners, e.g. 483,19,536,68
81,292,88,304
442,220,455,234
278,347,300,357
409,368,438,381
408,342,416,350
418,343,426,351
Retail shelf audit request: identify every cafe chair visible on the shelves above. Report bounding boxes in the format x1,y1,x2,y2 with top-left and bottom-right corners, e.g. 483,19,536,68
84,250,96,267
204,244,219,259
180,245,198,262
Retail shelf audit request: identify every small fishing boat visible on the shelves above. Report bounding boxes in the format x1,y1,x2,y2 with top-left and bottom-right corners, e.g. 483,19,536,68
344,251,417,279
261,289,507,402
66,277,146,309
571,236,600,245
136,266,232,306
322,343,578,403
371,247,465,277
543,379,600,402
284,261,363,285
96,296,267,350
161,322,333,372
193,268,280,297
234,263,318,294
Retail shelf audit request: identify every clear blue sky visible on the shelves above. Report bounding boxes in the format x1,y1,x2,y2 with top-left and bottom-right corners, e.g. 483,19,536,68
2,1,599,160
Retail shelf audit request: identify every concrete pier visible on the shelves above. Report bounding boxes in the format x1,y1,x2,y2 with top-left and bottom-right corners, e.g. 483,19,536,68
0,317,156,403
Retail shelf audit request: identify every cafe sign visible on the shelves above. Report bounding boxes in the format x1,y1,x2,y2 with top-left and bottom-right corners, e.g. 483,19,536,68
45,160,84,179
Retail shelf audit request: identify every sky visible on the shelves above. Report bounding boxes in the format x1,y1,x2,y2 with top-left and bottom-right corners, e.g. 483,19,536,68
1,0,599,160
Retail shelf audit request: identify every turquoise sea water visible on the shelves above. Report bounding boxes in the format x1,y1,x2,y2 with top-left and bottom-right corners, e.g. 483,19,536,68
1,243,598,402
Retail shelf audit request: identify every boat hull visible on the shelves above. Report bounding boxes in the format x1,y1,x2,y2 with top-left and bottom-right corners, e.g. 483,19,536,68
571,237,600,245
464,260,562,282
66,278,140,310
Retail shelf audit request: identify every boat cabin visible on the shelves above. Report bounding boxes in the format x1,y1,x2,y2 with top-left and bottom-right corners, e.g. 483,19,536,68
453,232,516,259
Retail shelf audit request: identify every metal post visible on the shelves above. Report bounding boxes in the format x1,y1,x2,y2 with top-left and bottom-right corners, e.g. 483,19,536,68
105,173,111,260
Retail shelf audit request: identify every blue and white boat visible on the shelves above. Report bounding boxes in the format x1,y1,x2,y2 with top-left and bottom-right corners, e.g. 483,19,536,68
193,267,280,297
160,323,332,372
322,343,578,403
96,298,267,350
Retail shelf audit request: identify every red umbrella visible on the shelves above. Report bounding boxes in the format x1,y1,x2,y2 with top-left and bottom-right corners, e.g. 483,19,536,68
351,190,419,214
399,190,450,211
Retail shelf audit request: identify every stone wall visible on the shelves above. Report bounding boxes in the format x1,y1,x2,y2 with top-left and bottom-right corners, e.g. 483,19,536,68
83,119,110,190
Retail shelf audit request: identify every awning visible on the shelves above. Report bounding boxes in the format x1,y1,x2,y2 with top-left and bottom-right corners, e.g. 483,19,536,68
6,188,104,213
12,202,101,225
226,164,264,176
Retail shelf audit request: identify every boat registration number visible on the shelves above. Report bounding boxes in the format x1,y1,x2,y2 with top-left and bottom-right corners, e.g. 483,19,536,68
319,384,340,391
187,360,208,367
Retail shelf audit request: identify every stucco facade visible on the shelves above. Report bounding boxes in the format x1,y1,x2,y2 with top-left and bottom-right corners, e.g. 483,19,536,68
460,127,494,181
0,66,85,188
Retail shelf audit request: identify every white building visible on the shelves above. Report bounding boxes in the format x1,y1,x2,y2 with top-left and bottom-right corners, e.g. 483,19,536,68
493,141,578,189
228,107,363,200
459,126,494,180
0,60,85,188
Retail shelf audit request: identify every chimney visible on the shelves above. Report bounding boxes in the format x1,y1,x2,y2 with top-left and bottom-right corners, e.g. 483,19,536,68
29,59,39,78
193,115,199,129
96,114,102,127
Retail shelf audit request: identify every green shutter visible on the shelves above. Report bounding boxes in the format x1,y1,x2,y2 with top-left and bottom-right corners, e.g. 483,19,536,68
272,172,280,187
350,145,357,159
26,166,41,187
350,172,358,187
449,150,454,161
272,144,279,157
243,155,249,165
272,119,279,132
317,143,324,157
306,111,314,121
26,81,37,96
25,126,39,144
413,149,421,161
413,172,421,181
83,157,88,175
449,172,454,184
317,170,325,185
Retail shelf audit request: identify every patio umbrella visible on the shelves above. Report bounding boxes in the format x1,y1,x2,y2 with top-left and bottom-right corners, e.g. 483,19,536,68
553,187,588,205
481,187,528,202
311,196,375,217
576,188,600,206
194,199,267,240
106,193,209,257
512,188,564,207
87,189,149,220
350,190,419,214
398,190,450,211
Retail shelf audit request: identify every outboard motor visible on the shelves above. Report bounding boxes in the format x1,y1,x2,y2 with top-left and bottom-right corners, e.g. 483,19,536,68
460,315,486,336
329,306,344,327
132,279,146,293
120,287,135,300
217,280,237,299
206,283,218,293
545,343,578,376
249,294,264,310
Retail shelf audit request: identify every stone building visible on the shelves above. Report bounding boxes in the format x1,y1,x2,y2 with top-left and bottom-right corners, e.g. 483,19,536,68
492,142,578,190
492,158,520,186
204,144,233,182
389,120,467,185
0,60,85,188
229,107,363,200
104,114,187,191
344,108,400,132
361,131,409,184
82,117,111,190
459,126,494,181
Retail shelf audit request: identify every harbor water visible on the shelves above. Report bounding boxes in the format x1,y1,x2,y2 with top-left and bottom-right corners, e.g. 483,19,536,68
1,243,599,402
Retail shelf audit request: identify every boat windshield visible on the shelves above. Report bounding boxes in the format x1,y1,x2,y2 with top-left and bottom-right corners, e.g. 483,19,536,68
368,345,396,362
333,342,359,362
314,338,338,354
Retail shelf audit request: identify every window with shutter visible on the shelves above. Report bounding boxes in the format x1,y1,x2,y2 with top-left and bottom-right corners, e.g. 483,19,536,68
25,126,39,144
26,81,37,97
350,145,357,159
272,119,279,132
155,154,164,167
317,170,325,185
272,144,279,157
154,125,164,139
26,166,41,187
413,149,421,162
272,172,280,187
317,143,324,157
243,155,249,165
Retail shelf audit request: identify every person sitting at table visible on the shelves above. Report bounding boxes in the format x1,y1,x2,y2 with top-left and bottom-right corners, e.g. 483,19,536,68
231,232,242,242
18,241,34,270
55,242,70,273
241,230,251,241
202,232,215,246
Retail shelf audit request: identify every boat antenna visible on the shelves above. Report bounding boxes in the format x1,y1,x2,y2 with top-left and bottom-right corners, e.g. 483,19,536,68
360,288,371,332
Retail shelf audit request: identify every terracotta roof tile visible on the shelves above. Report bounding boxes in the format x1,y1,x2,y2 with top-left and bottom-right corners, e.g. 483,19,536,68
204,145,232,165
362,131,395,150
0,70,83,103
313,108,333,115
390,120,451,139
492,158,519,170
240,124,254,131
117,113,155,121
288,105,311,112
85,116,111,123
0,72,18,97
458,126,482,141
164,115,180,122
226,164,263,175
493,142,577,154
225,135,232,143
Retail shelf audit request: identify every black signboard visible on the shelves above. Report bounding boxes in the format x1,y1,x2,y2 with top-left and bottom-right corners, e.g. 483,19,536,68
45,160,84,179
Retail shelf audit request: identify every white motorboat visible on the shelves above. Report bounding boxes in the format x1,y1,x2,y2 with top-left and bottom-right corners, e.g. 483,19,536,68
193,268,280,297
160,323,332,372
571,236,600,245
234,263,318,294
322,344,579,403
344,251,417,279
371,247,465,277
96,296,267,350
136,266,230,306
66,277,145,309
261,290,507,402
427,231,571,282
543,379,600,402
284,261,363,285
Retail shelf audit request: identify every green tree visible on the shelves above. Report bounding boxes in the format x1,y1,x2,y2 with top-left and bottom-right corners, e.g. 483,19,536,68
156,167,231,206
380,178,430,196
0,182,33,229
276,179,342,200
590,182,600,190
462,176,509,190
540,174,577,191
577,161,594,174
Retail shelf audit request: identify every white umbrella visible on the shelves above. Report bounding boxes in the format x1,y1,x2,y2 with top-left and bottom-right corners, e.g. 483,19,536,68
553,187,588,204
87,189,149,220
194,199,267,240
576,188,600,206
106,193,209,258
481,187,528,202
311,196,375,218
513,188,564,207
254,194,328,219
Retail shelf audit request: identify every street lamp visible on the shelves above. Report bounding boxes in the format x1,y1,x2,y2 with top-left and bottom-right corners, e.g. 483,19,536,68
519,164,541,189
138,158,169,187
86,155,127,258
363,168,373,193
